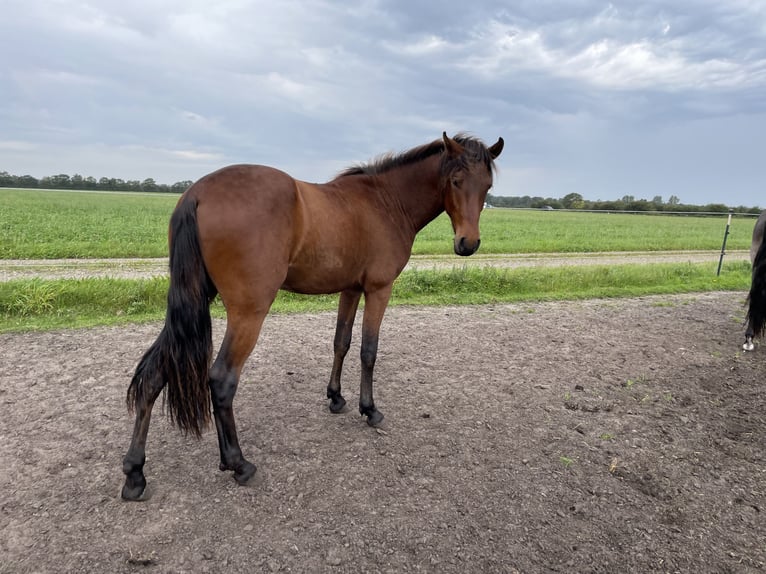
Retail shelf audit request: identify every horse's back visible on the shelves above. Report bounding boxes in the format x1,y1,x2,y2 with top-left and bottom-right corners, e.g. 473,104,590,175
187,164,296,205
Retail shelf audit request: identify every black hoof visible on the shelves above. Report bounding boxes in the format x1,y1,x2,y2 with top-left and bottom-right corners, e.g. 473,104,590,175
121,477,147,501
364,408,384,427
233,461,257,485
328,393,347,414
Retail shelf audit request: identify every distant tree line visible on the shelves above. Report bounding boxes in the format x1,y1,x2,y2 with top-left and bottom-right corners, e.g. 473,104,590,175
0,171,193,194
486,192,761,214
1,170,760,213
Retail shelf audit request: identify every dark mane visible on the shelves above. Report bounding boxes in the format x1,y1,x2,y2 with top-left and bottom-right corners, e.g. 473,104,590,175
337,134,496,178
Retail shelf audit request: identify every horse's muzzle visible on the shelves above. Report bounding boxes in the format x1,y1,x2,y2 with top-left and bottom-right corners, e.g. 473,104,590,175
454,236,480,257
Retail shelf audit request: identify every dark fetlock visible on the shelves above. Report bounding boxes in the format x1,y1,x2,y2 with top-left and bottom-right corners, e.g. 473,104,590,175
220,459,257,484
121,456,147,501
233,460,257,485
360,404,384,427
121,476,147,501
327,390,347,413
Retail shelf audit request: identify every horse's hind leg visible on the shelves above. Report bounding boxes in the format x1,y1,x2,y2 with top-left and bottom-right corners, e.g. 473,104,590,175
744,321,755,351
327,289,362,413
122,380,165,500
209,308,267,485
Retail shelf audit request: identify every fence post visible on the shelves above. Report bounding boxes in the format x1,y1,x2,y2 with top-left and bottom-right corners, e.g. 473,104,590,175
716,210,733,276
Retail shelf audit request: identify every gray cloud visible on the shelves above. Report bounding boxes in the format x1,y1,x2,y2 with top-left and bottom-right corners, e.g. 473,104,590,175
1,0,764,206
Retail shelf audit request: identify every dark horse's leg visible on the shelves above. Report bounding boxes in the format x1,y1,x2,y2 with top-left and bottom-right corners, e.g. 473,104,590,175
744,321,755,351
358,285,393,427
327,289,362,413
209,309,267,485
122,379,165,500
745,214,766,351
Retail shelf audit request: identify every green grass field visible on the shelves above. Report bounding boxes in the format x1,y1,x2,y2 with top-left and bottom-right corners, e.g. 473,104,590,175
413,208,755,254
0,188,756,258
0,188,756,332
0,189,178,258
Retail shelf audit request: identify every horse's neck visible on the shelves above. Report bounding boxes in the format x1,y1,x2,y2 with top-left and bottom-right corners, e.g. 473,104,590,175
377,158,444,235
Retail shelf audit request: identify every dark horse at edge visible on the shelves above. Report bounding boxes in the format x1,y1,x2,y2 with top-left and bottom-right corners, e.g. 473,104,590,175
122,133,504,500
744,210,766,351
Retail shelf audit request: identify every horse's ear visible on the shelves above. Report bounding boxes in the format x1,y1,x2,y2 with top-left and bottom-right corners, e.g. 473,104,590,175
442,132,463,158
488,137,504,159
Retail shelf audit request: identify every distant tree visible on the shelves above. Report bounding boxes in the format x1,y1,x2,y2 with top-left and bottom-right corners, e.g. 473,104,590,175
626,199,652,211
593,200,624,211
562,192,585,209
703,203,729,213
668,195,680,205
141,178,159,192
17,175,39,188
171,180,193,194
652,195,663,206
50,174,72,188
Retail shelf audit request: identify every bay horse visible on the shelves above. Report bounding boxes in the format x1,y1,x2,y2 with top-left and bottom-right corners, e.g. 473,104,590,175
121,133,504,500
744,210,766,351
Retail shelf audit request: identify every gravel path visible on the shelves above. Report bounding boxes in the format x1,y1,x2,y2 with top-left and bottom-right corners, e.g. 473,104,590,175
0,250,750,282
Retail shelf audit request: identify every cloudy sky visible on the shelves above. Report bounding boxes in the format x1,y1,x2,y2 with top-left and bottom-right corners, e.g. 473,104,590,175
1,0,764,207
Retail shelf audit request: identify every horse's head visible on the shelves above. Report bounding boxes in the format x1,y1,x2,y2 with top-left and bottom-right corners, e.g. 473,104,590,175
441,133,504,256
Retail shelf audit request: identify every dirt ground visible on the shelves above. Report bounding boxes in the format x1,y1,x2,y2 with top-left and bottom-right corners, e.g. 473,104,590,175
1,292,764,573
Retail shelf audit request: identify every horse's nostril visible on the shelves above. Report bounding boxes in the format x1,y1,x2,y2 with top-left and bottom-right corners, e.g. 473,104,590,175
455,237,479,256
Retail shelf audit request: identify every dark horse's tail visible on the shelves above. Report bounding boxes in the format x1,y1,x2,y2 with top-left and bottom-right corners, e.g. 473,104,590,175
747,237,766,339
126,195,215,436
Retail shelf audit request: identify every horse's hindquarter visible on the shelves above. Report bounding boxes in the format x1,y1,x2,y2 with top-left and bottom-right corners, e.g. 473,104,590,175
192,165,299,301
282,181,413,295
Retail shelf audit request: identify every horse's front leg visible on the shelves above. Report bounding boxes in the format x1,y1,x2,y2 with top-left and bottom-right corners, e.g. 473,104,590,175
327,289,362,413
358,285,393,427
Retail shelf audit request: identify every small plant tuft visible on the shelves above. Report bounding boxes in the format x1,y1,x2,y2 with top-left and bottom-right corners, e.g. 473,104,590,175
7,280,57,316
559,456,574,468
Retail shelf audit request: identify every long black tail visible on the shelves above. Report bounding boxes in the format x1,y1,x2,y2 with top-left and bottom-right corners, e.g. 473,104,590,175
747,237,766,339
126,196,215,436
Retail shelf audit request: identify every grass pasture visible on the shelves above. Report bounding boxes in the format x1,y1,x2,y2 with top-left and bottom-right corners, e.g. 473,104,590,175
0,188,177,258
0,188,756,258
0,188,756,331
413,208,756,254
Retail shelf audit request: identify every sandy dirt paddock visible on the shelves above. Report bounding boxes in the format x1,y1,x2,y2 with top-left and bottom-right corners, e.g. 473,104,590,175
1,292,764,573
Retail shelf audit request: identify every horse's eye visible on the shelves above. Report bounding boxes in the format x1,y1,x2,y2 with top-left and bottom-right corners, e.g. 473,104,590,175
451,177,463,188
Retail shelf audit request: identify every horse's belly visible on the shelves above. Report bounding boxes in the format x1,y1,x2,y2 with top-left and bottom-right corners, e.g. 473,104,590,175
282,255,363,295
